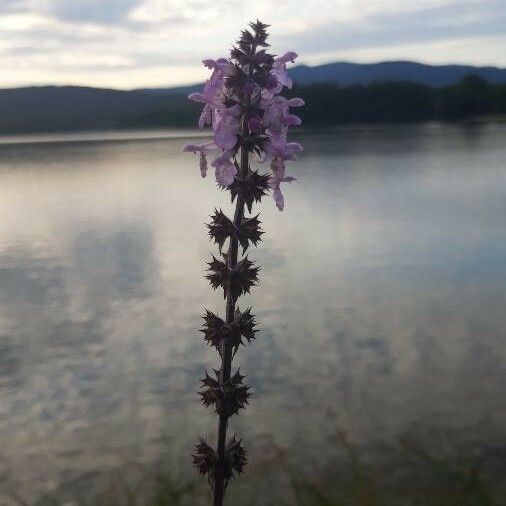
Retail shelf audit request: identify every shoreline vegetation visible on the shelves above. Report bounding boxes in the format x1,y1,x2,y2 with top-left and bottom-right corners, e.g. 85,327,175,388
1,75,506,135
4,431,504,506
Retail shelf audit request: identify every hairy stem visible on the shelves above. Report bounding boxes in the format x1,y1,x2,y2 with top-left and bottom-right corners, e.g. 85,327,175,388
213,120,249,506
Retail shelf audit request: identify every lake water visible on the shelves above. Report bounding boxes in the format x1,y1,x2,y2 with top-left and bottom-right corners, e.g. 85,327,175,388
0,124,505,502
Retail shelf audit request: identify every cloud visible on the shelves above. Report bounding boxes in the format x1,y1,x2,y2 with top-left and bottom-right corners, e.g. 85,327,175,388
3,0,29,12
0,0,505,88
278,0,506,55
47,0,144,25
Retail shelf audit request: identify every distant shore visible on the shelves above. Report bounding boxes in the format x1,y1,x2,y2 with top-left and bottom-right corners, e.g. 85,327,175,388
1,74,506,136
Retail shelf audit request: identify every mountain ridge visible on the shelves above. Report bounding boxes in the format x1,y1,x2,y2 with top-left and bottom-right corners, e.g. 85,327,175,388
289,60,506,87
2,60,506,95
133,60,506,95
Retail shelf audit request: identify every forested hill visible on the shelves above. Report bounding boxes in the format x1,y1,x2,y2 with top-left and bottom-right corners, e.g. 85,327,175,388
134,61,506,95
289,61,506,87
0,86,200,134
1,62,506,134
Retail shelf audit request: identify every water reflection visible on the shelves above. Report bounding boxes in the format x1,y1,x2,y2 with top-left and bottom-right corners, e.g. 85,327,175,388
0,124,505,500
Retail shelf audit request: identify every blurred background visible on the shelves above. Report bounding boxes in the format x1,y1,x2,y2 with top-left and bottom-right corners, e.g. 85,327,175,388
0,1,505,505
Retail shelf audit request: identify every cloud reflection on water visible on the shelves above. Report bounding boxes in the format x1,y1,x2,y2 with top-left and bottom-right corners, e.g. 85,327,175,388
0,125,505,499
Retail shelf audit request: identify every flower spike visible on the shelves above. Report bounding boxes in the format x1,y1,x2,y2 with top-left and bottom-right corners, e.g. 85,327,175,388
183,20,303,505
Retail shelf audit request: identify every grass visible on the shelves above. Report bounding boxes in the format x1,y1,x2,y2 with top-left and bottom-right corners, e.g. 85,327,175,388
4,432,503,506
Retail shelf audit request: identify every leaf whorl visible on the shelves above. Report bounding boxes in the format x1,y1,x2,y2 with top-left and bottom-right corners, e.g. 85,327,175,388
234,257,260,297
207,209,235,252
201,310,226,350
226,435,247,476
206,256,228,293
231,307,257,345
230,170,270,213
193,439,217,482
207,210,263,253
206,255,260,300
193,436,247,487
237,215,263,251
199,369,251,417
201,308,257,352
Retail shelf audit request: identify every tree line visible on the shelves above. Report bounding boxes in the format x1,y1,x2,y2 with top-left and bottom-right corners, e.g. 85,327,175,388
128,74,506,129
2,74,504,134
289,75,506,125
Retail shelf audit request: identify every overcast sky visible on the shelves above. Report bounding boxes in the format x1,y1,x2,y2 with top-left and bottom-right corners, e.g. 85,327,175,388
1,0,505,89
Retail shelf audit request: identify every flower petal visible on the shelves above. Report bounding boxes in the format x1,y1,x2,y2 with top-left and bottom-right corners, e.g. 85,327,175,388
273,187,284,211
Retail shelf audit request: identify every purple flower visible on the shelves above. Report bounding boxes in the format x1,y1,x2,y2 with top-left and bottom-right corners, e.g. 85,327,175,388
189,58,229,130
211,150,237,187
183,141,216,177
261,96,304,138
183,26,303,211
264,133,303,161
269,157,296,211
271,51,297,89
213,105,241,150
203,58,231,75
287,97,305,108
263,135,301,210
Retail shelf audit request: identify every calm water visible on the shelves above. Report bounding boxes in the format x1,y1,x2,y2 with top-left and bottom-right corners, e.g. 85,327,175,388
0,124,505,500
